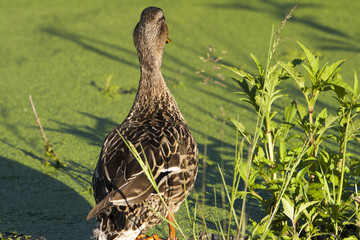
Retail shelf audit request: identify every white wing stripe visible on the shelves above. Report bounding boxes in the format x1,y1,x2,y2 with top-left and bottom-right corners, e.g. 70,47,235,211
161,166,181,173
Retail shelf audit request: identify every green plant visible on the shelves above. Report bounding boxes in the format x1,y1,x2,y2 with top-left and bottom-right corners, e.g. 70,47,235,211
102,74,121,97
223,23,360,240
101,74,137,97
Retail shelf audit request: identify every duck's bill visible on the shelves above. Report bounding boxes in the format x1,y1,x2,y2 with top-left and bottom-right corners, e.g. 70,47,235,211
166,38,171,44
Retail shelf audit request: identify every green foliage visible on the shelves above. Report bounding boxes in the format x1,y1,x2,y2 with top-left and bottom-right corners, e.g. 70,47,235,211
223,41,360,239
101,74,137,98
44,142,63,169
102,74,121,97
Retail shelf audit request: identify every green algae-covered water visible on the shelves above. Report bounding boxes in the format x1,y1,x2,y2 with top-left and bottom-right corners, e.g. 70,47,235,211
1,1,360,239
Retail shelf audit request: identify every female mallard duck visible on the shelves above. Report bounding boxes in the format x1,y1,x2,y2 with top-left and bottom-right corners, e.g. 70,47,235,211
87,6,198,240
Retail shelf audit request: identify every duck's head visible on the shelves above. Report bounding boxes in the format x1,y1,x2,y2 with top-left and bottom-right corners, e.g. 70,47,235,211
133,7,170,69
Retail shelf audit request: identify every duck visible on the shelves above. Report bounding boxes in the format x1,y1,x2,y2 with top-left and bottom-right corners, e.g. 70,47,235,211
87,6,198,240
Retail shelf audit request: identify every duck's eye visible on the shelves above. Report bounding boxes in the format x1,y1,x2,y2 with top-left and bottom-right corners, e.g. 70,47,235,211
159,16,165,21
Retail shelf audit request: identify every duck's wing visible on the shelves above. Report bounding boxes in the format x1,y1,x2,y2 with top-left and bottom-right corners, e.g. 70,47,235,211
87,121,185,220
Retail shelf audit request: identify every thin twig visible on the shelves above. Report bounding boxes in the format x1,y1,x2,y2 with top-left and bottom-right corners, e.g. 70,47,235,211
29,94,62,168
29,95,48,144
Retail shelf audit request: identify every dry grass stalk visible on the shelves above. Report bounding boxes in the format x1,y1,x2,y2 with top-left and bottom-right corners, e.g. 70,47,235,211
29,95,62,168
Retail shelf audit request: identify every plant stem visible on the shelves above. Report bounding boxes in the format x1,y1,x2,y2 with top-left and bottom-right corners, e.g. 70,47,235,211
266,110,276,180
307,91,319,183
228,133,238,239
262,137,311,239
292,219,297,237
201,138,208,234
308,105,316,183
337,113,350,204
236,144,253,240
29,95,48,144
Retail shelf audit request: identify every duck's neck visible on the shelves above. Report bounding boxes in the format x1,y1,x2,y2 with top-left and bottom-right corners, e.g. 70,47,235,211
138,64,169,99
129,63,177,118
136,49,165,94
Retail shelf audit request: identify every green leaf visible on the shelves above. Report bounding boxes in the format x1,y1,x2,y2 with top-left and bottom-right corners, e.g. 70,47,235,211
281,197,294,221
256,146,265,160
295,201,319,223
267,64,280,80
334,85,347,99
259,158,278,166
327,75,353,93
284,101,297,124
343,236,358,240
354,71,359,95
228,117,252,143
279,140,286,162
308,182,325,202
325,115,339,129
320,59,346,81
238,161,249,182
327,173,339,185
295,102,307,122
281,236,293,240
298,41,319,76
250,53,264,78
270,92,286,106
318,62,328,80
296,164,312,180
252,183,267,190
255,95,263,108
315,170,335,204
280,62,305,89
237,190,264,203
222,64,256,85
346,119,360,142
317,108,328,120
302,65,315,83
233,77,259,110
269,111,278,121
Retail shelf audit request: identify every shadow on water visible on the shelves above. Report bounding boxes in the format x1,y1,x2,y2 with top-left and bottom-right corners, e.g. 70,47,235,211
40,25,210,93
208,0,360,53
209,1,346,36
0,156,93,240
40,26,138,68
0,138,94,193
47,112,119,147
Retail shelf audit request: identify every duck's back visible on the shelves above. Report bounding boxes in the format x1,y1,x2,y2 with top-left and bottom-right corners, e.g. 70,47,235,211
90,107,198,239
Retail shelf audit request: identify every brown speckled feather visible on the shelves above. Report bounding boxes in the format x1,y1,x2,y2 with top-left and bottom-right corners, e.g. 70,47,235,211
87,6,198,240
